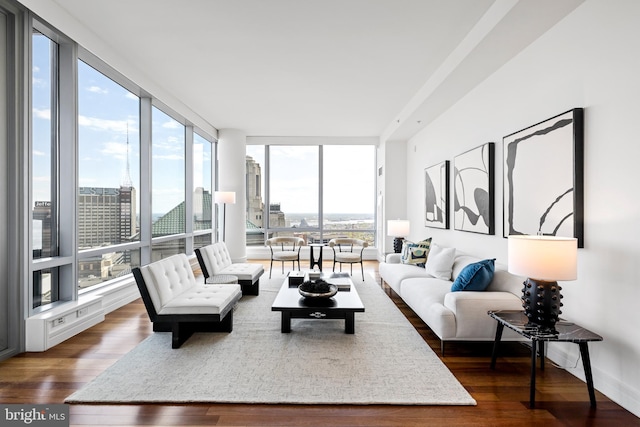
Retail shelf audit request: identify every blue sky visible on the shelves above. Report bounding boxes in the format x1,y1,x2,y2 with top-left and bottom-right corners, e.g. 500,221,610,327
32,34,211,215
32,33,368,218
247,145,375,215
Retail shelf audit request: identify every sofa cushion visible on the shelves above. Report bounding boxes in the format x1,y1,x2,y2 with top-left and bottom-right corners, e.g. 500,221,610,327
401,238,432,267
451,259,495,292
379,262,430,295
424,244,456,280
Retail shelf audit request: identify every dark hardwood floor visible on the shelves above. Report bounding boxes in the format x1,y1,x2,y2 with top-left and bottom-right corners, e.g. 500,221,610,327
1,260,638,426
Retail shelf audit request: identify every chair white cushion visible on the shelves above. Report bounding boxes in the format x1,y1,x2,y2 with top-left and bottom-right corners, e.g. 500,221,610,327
199,243,232,276
139,254,198,313
218,263,264,282
159,284,242,315
273,251,299,261
335,252,361,262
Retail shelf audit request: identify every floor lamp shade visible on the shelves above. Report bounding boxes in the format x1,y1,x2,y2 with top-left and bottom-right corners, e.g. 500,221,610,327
508,235,577,331
214,191,236,204
387,220,410,253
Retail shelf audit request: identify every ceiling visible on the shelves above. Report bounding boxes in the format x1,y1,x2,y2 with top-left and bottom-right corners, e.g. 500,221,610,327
38,0,583,139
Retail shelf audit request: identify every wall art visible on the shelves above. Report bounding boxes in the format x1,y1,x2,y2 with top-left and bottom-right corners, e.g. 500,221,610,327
454,142,495,234
503,108,584,247
425,160,449,229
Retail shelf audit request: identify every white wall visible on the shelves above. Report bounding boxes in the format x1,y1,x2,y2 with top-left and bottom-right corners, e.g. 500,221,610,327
401,0,640,416
377,140,407,257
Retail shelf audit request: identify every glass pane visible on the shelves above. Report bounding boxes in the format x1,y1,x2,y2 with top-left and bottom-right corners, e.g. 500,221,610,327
32,31,58,259
246,145,265,246
77,60,140,250
194,233,212,250
78,249,140,289
323,145,375,245
193,133,212,231
152,239,186,262
269,146,318,235
152,107,185,237
33,268,59,309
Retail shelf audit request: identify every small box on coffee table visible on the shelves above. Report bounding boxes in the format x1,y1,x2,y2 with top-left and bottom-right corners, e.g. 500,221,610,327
288,271,305,287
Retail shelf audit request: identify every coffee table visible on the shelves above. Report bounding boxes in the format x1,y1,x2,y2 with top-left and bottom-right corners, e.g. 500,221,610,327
271,273,365,334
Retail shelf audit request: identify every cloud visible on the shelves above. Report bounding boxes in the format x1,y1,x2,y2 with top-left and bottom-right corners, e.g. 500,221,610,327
87,85,109,94
32,77,47,88
33,108,51,120
153,154,184,161
33,150,46,157
100,141,129,161
162,120,183,130
78,115,132,133
125,92,139,100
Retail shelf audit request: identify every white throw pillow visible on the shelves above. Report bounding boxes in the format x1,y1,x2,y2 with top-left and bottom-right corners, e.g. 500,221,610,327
424,244,456,280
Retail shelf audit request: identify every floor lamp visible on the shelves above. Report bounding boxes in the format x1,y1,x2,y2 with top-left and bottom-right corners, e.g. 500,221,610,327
214,191,236,242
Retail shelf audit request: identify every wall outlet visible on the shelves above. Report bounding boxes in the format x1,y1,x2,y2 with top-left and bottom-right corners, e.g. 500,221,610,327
53,317,65,326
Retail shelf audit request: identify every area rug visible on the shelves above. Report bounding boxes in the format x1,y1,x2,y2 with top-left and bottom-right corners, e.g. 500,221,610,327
66,273,476,405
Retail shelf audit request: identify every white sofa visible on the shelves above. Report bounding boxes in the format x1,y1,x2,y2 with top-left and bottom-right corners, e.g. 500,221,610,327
379,250,525,353
195,242,264,295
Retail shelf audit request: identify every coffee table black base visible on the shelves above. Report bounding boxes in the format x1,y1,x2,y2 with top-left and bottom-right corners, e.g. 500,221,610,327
280,309,356,334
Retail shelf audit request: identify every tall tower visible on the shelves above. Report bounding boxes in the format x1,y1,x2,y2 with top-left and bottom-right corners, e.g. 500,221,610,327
119,124,137,243
246,155,263,227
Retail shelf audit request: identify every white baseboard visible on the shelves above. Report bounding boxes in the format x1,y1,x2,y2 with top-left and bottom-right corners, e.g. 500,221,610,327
546,342,640,418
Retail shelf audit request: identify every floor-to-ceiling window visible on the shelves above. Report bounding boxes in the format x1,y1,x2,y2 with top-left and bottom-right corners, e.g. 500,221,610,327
246,145,265,245
31,29,60,308
193,132,213,249
246,144,376,246
151,106,186,260
269,146,319,237
24,14,217,318
323,145,376,243
77,60,141,290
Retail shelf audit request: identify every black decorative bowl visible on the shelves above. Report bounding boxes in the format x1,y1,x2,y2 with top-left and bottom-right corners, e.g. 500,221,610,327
298,280,338,299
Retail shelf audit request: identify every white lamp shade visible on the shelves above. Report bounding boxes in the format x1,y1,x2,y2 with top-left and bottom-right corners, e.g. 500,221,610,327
214,191,236,204
387,219,410,237
508,235,577,281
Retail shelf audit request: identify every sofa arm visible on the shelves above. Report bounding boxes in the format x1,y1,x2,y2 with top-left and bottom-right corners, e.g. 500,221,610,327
385,253,402,264
443,291,523,340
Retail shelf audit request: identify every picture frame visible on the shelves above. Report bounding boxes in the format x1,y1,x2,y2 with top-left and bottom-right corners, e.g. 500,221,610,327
425,160,449,229
503,108,584,247
454,142,495,235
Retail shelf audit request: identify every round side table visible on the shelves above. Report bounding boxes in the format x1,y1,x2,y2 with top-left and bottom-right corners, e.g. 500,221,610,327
206,274,239,284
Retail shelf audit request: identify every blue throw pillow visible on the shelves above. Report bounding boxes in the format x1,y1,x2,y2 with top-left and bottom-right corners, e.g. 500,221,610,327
451,259,496,292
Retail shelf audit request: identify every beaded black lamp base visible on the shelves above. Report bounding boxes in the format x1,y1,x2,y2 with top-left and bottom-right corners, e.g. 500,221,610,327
393,237,404,253
521,278,564,332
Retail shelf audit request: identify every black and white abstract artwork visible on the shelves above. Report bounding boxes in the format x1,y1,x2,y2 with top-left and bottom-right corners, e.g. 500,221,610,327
454,143,495,234
425,161,449,229
503,108,584,247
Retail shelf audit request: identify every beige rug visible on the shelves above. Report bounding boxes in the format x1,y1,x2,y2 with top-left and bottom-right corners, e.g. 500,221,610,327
66,273,476,405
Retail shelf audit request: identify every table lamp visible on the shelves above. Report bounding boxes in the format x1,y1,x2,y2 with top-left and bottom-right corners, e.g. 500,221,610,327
214,191,236,241
507,235,577,332
387,220,410,253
